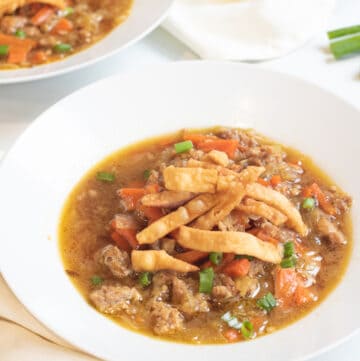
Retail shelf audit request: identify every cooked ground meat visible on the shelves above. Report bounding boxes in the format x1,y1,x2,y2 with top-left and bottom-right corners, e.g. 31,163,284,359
97,245,132,278
90,285,142,315
0,15,27,33
318,217,346,245
150,301,184,335
212,274,238,301
150,272,172,302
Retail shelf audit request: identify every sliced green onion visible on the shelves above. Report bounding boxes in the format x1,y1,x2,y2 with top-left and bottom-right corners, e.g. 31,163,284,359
241,321,254,339
302,197,315,210
96,171,115,182
280,256,297,269
221,311,233,323
221,312,242,330
143,169,151,180
257,292,277,312
330,35,360,59
91,275,103,286
209,252,223,265
199,267,214,294
328,25,360,40
283,241,295,258
15,29,26,39
53,43,72,53
62,6,74,16
174,140,193,154
235,255,254,261
0,45,9,56
139,272,152,287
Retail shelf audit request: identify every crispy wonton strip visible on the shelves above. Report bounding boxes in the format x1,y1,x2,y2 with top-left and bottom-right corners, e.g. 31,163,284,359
204,150,229,167
246,183,307,236
131,250,198,272
141,191,196,208
177,226,283,264
136,194,219,244
237,198,288,226
217,166,265,191
163,166,218,193
193,184,245,230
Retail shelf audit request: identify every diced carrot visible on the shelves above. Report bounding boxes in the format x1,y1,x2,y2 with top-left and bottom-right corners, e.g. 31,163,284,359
7,47,29,64
302,183,336,216
256,231,279,246
257,178,270,187
118,188,146,210
270,175,282,187
251,316,267,333
116,228,139,249
52,18,73,34
31,7,54,25
294,286,316,306
274,267,297,306
0,33,36,64
31,50,47,64
111,231,131,252
175,250,209,264
145,183,160,194
140,205,163,223
223,329,239,342
183,132,217,145
222,258,251,278
197,139,239,159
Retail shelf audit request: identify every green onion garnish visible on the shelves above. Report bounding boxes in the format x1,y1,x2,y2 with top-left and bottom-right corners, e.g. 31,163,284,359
96,172,115,182
330,34,360,60
302,197,315,210
257,292,277,312
143,169,151,180
221,312,242,330
15,29,26,39
280,256,297,269
209,252,223,265
0,45,9,56
241,321,254,339
91,275,103,286
199,267,214,294
53,43,72,53
328,25,360,40
174,140,193,154
283,241,295,258
62,6,74,16
139,272,152,287
235,255,254,261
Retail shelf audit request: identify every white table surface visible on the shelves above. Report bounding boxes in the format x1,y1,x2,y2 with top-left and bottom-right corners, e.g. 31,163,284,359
0,0,359,360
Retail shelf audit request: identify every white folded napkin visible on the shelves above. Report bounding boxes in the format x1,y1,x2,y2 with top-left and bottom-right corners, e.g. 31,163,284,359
163,0,336,61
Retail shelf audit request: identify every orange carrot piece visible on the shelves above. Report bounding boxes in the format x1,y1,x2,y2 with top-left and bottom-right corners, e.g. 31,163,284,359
197,139,239,159
175,250,209,264
7,47,28,64
302,183,336,216
111,231,131,252
145,183,160,194
116,228,139,249
118,188,146,210
222,258,251,278
251,316,267,333
223,329,239,342
274,267,297,306
31,7,54,25
270,175,282,187
139,205,163,223
257,178,270,187
256,230,279,246
0,33,36,64
294,286,315,306
31,50,47,64
183,132,217,145
52,18,73,34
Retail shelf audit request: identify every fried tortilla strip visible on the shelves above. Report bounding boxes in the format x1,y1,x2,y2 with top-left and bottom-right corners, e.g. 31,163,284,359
193,183,245,230
141,191,196,208
237,198,288,226
136,194,219,244
246,183,307,236
217,166,265,191
163,165,218,193
204,150,229,167
177,226,283,264
132,250,198,272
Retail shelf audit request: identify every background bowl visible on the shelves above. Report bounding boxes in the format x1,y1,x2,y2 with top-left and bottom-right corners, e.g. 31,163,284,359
0,0,174,84
0,62,359,360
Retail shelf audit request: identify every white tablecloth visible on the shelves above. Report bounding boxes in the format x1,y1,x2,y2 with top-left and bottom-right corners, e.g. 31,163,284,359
0,0,359,359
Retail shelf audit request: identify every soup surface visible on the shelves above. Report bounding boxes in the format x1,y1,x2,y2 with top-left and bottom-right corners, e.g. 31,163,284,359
0,0,132,68
60,127,352,344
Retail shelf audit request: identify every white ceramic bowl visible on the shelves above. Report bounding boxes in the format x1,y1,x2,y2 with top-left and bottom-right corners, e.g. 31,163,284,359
0,62,359,361
0,0,174,84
